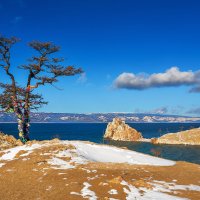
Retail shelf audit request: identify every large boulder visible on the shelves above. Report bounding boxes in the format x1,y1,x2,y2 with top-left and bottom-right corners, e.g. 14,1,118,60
151,128,200,145
104,118,142,141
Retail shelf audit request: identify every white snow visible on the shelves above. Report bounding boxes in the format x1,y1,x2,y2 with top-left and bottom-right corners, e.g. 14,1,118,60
0,163,5,168
70,182,97,200
121,180,187,200
70,192,80,195
56,149,75,158
47,146,88,170
0,144,42,161
120,179,200,200
70,155,88,165
72,142,175,166
55,148,88,165
108,189,118,195
47,157,74,169
81,168,91,173
81,182,97,200
87,175,99,180
151,180,200,192
0,141,177,171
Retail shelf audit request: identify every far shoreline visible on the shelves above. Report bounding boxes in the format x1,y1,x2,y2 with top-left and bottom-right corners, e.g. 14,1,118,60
0,121,200,124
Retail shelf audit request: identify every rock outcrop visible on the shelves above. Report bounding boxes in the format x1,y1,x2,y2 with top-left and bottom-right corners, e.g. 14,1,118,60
151,128,200,145
104,118,142,141
0,132,22,150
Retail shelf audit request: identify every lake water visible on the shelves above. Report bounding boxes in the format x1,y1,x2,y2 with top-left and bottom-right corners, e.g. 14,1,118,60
0,123,200,164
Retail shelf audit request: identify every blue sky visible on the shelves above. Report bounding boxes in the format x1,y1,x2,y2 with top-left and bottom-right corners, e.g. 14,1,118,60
0,0,200,115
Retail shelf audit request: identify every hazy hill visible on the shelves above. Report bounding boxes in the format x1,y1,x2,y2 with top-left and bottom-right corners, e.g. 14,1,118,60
0,112,200,123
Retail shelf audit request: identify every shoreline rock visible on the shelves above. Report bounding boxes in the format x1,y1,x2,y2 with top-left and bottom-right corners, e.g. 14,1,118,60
103,118,200,145
151,128,200,145
104,118,143,141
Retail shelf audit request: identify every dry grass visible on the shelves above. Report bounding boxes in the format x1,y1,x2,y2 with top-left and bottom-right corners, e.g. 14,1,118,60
0,140,199,199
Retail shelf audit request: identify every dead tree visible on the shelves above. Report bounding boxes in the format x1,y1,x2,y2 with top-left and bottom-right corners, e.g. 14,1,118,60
0,35,83,143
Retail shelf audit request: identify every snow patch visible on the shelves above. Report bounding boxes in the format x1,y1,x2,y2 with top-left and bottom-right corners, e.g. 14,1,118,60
48,157,74,169
121,180,187,200
0,144,42,161
73,142,175,166
120,179,200,200
151,180,200,192
70,182,97,200
47,146,88,170
108,189,118,195
0,163,5,168
87,175,99,180
81,182,97,200
56,149,75,158
55,148,88,165
81,168,91,173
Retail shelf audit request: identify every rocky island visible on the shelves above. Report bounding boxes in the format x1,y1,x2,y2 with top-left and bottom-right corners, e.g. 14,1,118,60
151,127,200,145
104,118,143,141
104,118,200,145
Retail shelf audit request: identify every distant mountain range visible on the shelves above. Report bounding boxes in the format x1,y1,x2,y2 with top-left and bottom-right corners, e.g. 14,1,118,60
0,112,200,123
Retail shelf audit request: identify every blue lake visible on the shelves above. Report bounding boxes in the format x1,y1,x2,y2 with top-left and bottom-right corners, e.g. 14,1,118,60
0,123,200,164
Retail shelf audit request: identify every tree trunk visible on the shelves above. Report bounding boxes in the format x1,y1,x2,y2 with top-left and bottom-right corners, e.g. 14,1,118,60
17,108,30,144
23,109,30,142
17,118,30,143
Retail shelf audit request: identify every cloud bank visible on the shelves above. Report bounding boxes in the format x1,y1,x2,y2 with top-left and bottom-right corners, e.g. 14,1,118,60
150,107,168,114
135,105,185,115
186,107,200,115
114,67,200,92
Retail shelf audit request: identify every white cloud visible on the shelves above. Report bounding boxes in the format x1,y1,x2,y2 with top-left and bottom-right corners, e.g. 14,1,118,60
135,107,168,114
189,85,200,93
134,106,185,115
114,67,200,91
151,107,168,114
186,107,200,115
77,73,87,83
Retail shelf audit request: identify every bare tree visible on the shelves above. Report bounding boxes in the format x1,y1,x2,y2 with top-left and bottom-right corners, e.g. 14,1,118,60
0,35,83,143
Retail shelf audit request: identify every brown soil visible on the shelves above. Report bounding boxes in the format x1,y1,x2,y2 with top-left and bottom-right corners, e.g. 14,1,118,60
0,140,199,200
